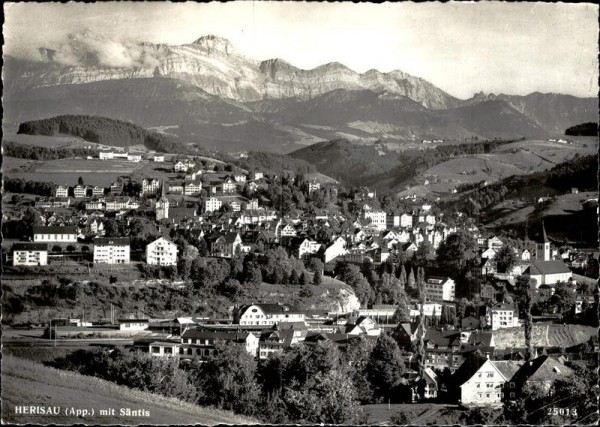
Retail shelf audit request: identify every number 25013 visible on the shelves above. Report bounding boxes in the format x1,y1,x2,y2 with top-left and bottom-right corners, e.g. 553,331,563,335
548,407,577,417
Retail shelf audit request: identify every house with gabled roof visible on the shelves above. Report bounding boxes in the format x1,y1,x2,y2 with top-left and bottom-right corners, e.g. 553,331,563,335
505,355,574,400
452,351,523,406
178,328,258,360
523,260,572,287
208,232,242,258
234,303,306,326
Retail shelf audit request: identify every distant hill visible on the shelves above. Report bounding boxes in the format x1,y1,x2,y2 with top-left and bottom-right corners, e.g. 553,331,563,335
1,356,255,425
17,114,188,153
565,122,598,136
441,153,598,244
289,137,525,190
467,92,599,134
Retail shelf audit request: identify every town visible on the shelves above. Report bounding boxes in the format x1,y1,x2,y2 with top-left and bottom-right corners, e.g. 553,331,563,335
2,144,598,425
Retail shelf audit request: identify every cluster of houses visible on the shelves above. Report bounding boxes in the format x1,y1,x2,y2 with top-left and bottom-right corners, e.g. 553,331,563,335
138,300,595,407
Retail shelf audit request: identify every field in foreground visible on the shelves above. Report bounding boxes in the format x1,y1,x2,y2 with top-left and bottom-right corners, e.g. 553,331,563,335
1,355,256,425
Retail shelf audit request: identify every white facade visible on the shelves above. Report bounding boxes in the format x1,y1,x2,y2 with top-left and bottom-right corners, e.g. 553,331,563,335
93,238,130,264
153,155,165,162
205,197,222,213
141,178,160,195
55,186,69,198
33,227,78,243
490,305,520,330
424,277,455,301
400,213,413,228
237,304,305,326
146,237,178,266
13,244,48,266
308,180,321,193
364,210,387,231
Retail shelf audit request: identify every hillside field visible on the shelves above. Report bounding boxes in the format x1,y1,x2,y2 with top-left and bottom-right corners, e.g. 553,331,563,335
493,324,596,349
5,158,143,187
397,138,598,197
1,355,255,425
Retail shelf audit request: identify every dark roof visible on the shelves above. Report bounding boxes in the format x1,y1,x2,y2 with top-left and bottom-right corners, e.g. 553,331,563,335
467,331,494,348
527,261,571,275
540,221,549,243
493,360,524,381
12,243,48,251
94,237,130,246
452,350,489,386
510,355,574,385
182,329,250,342
33,225,78,234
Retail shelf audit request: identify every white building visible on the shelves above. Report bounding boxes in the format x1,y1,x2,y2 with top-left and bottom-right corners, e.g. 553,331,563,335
524,261,572,287
184,181,202,196
153,155,165,162
33,226,78,243
55,185,69,198
308,180,321,194
93,237,131,264
489,304,520,330
74,185,88,198
424,277,456,301
127,154,142,162
324,237,348,263
235,303,306,326
141,178,160,196
205,197,222,213
400,213,413,229
364,210,387,231
146,237,178,266
12,243,48,266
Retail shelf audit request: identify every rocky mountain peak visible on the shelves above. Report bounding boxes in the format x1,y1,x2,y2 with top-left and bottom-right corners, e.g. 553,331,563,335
191,34,234,55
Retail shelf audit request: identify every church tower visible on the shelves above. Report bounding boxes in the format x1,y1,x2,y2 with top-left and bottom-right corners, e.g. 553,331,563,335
155,181,169,220
536,221,550,261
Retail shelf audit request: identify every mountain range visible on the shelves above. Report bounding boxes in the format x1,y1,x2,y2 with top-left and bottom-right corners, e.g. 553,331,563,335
4,34,597,153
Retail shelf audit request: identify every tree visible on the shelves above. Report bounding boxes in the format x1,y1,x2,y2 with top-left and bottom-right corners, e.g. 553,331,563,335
414,240,433,266
407,268,415,288
192,341,259,416
300,271,310,286
495,245,517,273
391,289,411,323
103,219,119,237
337,263,372,306
415,267,426,376
343,335,376,404
436,230,478,276
313,269,322,286
398,265,407,288
78,176,84,186
284,369,364,424
515,275,535,361
366,334,405,401
550,281,576,319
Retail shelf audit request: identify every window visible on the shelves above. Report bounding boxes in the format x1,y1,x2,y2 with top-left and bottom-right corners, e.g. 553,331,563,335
486,393,490,398
510,392,515,398
487,372,494,378
151,347,160,354
510,382,515,388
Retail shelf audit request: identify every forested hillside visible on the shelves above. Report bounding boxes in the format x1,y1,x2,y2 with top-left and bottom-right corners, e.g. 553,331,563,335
238,151,316,175
17,115,188,153
565,122,598,136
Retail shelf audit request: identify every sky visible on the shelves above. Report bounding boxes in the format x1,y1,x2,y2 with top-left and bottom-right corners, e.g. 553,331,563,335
4,2,599,99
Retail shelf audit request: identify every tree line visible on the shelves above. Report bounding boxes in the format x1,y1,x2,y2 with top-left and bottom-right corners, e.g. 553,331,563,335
17,114,190,154
4,141,97,160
